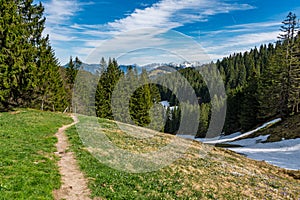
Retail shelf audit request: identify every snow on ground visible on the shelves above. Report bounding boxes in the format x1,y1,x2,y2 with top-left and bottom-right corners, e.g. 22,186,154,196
228,138,300,170
178,118,280,144
228,134,270,146
177,131,242,142
202,118,281,144
159,101,170,108
177,118,300,170
159,101,178,111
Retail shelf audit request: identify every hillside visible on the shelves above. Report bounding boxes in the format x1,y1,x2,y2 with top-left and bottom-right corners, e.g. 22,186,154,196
65,114,300,199
0,109,299,199
246,114,300,142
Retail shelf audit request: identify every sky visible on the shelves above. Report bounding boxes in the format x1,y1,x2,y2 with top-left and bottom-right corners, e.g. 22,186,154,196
37,0,300,65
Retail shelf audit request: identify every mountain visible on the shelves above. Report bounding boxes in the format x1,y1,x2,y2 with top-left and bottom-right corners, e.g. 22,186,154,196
63,63,138,74
63,61,200,75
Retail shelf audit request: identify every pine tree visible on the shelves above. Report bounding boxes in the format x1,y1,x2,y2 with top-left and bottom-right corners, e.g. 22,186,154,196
290,31,300,114
0,0,67,111
96,57,107,76
95,58,123,119
66,56,81,86
33,37,68,111
223,89,243,134
257,42,282,121
196,103,210,138
130,69,153,126
278,12,299,117
239,71,260,131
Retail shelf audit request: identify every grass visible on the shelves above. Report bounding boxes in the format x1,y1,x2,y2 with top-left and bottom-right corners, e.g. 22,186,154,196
66,115,300,199
0,109,73,200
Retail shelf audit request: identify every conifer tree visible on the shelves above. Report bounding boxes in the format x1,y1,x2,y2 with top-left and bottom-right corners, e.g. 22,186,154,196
239,71,260,131
277,12,299,117
290,31,300,114
0,0,68,111
95,58,123,119
257,42,282,121
130,69,159,126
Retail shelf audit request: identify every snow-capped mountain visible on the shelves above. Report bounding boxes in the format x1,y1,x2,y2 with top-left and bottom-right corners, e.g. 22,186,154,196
63,61,202,75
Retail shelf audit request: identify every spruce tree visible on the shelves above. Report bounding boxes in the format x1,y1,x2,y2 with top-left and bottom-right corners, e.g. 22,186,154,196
290,31,300,114
0,0,68,111
278,12,299,117
95,58,123,119
130,69,154,126
239,71,260,131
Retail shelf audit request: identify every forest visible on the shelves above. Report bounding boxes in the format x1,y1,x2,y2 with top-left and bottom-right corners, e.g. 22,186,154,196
0,0,299,138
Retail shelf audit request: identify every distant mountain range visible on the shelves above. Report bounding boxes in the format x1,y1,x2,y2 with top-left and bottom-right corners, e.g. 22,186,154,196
63,61,201,75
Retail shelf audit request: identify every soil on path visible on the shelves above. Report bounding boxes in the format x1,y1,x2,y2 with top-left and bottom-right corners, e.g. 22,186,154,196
53,115,92,200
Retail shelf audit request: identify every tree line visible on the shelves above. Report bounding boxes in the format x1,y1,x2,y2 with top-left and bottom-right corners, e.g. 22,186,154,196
219,12,300,134
165,12,300,136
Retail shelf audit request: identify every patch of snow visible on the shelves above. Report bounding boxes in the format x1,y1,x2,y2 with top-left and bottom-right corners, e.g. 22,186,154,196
169,106,178,111
159,101,170,108
178,118,300,170
228,135,270,146
220,132,242,140
177,131,242,142
203,118,281,144
228,138,300,170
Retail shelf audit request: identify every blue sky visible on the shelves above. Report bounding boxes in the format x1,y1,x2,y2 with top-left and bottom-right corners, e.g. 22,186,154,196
38,0,300,65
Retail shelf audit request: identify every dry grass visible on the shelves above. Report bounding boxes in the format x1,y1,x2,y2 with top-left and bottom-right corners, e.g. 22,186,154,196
66,115,300,199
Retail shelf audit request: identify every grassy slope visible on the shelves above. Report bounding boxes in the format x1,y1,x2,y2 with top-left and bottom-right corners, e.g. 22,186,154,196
66,115,300,200
0,109,73,200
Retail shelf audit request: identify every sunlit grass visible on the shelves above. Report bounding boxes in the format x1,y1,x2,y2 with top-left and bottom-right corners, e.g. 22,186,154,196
0,109,73,199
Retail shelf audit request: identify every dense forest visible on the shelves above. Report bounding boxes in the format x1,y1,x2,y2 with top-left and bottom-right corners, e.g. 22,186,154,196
92,12,300,137
0,1,299,137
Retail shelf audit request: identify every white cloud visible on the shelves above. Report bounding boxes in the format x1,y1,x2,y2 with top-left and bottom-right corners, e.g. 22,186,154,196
44,0,81,25
82,0,256,64
227,31,280,47
226,21,281,29
201,30,280,61
42,0,258,64
108,0,255,33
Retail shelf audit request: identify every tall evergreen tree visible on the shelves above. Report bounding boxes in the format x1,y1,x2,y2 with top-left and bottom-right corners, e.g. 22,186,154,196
238,66,261,131
257,42,282,121
130,69,160,126
95,58,123,119
278,12,299,117
0,0,67,111
290,31,300,114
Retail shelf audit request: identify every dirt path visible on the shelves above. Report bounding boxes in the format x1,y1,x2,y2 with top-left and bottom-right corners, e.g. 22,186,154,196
53,115,92,200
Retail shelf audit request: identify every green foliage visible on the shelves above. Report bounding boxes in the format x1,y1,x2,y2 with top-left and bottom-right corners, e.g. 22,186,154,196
95,59,162,129
95,58,123,119
197,103,211,138
164,106,181,134
239,72,260,131
0,0,67,111
129,69,161,127
216,12,300,133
